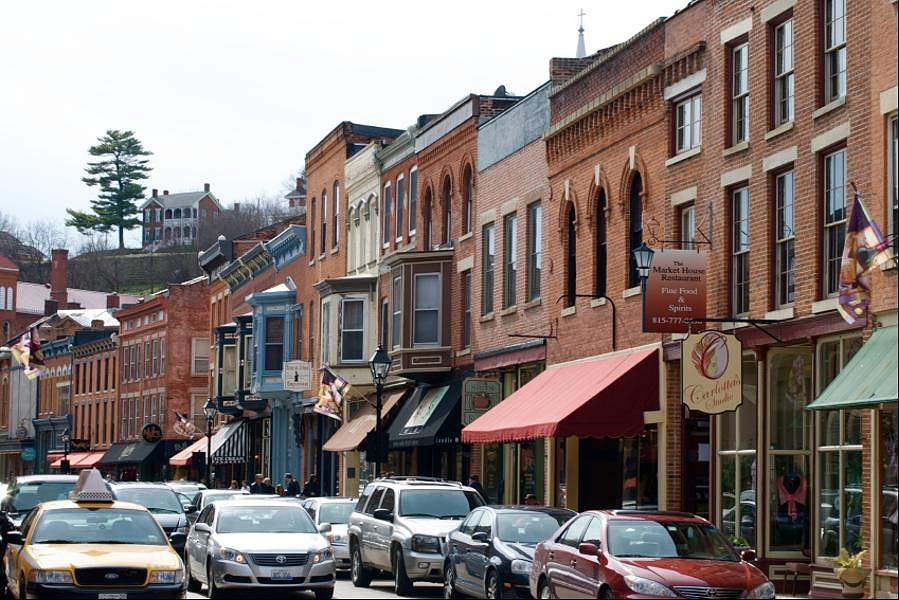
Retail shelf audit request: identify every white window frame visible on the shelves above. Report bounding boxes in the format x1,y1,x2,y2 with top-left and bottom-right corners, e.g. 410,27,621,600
731,43,750,145
339,296,366,363
675,94,702,153
824,0,847,103
775,170,796,308
332,181,340,249
391,275,402,349
680,204,696,250
321,301,331,366
774,18,795,126
382,182,392,249
732,186,750,315
408,167,418,237
823,148,848,297
395,174,405,243
191,337,209,375
412,272,441,347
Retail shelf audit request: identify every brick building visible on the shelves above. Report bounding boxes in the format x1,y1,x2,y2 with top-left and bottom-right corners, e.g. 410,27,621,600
69,331,118,465
140,184,224,250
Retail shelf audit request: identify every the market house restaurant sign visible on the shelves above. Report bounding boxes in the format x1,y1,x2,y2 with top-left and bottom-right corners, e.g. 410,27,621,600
681,331,742,414
644,249,707,333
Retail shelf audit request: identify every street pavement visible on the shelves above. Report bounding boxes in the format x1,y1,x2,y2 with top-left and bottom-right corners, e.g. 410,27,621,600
186,572,444,599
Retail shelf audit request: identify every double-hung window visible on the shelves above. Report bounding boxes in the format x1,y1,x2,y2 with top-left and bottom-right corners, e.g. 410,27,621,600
482,223,495,315
382,183,392,249
732,186,750,315
340,298,365,362
391,276,402,349
395,174,405,243
776,171,796,307
321,302,331,365
144,341,151,377
461,271,471,348
503,213,517,308
680,204,696,250
889,115,898,254
332,181,340,249
675,94,702,153
192,337,209,375
824,0,846,103
413,273,440,346
731,43,750,145
160,338,166,375
321,190,328,255
526,202,542,302
408,168,418,236
823,149,847,296
263,317,283,372
774,19,794,126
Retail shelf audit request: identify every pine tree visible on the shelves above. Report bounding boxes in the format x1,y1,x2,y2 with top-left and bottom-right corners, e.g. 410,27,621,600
66,129,153,249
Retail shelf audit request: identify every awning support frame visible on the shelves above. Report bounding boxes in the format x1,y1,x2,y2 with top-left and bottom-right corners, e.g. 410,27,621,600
687,317,785,344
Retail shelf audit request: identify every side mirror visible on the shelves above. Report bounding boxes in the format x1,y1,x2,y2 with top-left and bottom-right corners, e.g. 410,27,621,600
372,508,393,522
169,532,187,546
471,531,489,543
740,549,757,562
193,523,211,534
578,542,600,556
317,523,332,534
3,531,23,545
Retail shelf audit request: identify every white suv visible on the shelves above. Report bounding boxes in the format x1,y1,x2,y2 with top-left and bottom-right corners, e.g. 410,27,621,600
348,476,485,596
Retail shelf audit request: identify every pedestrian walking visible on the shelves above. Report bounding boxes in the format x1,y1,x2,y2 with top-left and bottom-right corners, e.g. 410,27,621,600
249,473,266,494
262,477,275,494
284,473,301,497
302,473,320,497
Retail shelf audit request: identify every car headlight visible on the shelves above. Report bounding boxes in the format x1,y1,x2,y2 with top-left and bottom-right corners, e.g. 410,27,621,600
218,547,247,563
149,570,184,584
624,575,676,598
747,581,776,599
327,533,347,545
411,534,442,553
312,548,334,563
510,559,532,575
28,570,73,584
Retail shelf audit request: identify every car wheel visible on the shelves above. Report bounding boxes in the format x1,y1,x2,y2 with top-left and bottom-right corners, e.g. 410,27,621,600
314,587,334,600
392,548,414,597
17,579,27,600
598,587,615,600
443,562,460,599
486,569,500,599
207,563,224,600
185,557,201,593
538,579,552,599
350,544,372,588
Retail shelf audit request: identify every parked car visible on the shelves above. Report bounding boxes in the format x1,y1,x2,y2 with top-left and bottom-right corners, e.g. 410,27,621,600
530,509,775,599
2,469,186,600
348,476,486,596
185,499,335,599
165,480,206,499
0,474,79,528
185,489,249,523
303,497,356,569
444,505,575,599
109,482,193,554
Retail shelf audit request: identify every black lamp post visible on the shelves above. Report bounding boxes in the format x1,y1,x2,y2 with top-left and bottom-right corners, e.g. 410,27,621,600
61,428,71,475
203,399,217,488
632,242,655,332
368,344,392,479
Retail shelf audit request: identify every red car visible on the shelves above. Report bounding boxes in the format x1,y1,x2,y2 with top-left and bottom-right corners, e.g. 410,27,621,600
529,510,775,599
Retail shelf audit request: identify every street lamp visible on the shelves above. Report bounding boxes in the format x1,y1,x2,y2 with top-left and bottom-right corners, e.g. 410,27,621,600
61,428,71,475
368,344,392,479
632,242,655,332
202,399,217,488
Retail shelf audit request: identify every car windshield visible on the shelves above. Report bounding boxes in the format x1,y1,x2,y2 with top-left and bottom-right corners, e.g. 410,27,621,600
114,487,183,514
30,508,167,545
607,520,737,562
7,482,76,512
398,489,483,519
318,502,355,524
204,492,245,507
496,512,571,544
216,506,317,534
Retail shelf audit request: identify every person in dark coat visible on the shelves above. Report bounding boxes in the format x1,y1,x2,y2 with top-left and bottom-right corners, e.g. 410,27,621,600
284,473,301,497
468,475,487,502
302,473,320,497
249,473,266,494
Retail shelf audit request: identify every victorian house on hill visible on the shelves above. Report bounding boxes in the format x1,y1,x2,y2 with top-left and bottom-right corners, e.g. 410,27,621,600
140,184,224,250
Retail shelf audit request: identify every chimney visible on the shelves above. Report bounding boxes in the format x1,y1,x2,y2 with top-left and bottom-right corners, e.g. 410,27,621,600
204,183,210,193
91,319,105,329
49,248,68,309
152,189,158,197
43,299,58,316
163,190,169,195
106,293,120,309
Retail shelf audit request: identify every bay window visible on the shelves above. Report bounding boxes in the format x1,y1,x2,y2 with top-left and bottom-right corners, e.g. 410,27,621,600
413,273,440,346
263,317,283,372
340,297,365,362
391,276,402,349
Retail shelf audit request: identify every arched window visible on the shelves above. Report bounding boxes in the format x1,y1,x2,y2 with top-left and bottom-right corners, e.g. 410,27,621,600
442,176,452,244
628,173,644,288
424,188,433,250
462,166,473,235
332,180,340,248
183,226,191,239
164,209,172,220
174,208,182,219
566,205,577,308
164,227,172,240
595,189,607,297
321,189,328,254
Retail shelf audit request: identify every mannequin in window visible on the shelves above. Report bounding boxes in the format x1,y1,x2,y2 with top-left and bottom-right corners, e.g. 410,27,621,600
775,473,807,548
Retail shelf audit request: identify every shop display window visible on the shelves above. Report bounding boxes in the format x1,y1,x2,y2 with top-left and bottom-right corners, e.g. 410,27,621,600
880,409,898,570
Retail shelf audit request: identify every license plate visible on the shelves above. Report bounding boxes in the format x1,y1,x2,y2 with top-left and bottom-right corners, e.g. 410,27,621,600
98,594,127,600
271,569,292,580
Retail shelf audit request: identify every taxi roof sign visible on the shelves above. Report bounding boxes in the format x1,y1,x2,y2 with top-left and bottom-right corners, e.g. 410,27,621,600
69,468,114,503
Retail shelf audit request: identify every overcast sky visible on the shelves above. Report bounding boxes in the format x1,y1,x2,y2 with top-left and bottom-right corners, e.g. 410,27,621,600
0,0,686,246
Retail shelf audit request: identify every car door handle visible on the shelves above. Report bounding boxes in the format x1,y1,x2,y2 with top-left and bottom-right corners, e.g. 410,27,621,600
570,559,577,567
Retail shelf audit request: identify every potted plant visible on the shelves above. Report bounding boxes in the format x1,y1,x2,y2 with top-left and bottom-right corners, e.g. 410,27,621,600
827,548,868,598
728,534,751,552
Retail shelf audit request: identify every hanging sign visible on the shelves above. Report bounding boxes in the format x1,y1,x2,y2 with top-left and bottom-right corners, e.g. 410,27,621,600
282,360,313,392
462,378,502,425
644,249,707,333
141,423,163,443
682,331,743,414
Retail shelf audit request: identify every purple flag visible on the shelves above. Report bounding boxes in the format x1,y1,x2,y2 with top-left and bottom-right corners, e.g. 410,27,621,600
837,194,893,324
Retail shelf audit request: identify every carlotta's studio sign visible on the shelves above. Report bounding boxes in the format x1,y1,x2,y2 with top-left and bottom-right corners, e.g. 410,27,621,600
682,331,742,414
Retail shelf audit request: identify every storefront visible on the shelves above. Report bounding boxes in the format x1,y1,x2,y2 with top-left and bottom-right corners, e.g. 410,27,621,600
98,440,164,481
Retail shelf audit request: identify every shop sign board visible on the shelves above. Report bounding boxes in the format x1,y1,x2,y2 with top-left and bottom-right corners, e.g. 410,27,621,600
282,360,312,392
644,249,707,333
462,378,502,425
141,423,163,443
682,331,743,414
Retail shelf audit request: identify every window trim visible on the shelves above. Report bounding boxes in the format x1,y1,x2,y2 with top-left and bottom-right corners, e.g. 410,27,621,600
332,180,340,249
321,189,328,255
731,42,750,146
823,0,847,104
395,173,405,243
321,301,331,366
675,93,702,154
461,270,472,348
191,337,210,376
773,17,795,127
732,185,751,316
482,223,495,315
391,275,402,349
680,203,696,251
262,316,284,374
527,201,542,302
339,296,367,364
412,272,441,347
889,114,898,255
775,169,796,308
382,182,392,250
503,212,517,309
408,167,418,236
823,148,848,297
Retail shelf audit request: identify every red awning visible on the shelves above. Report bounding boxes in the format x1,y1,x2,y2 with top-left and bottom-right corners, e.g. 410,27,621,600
462,348,659,443
48,452,104,469
169,437,209,466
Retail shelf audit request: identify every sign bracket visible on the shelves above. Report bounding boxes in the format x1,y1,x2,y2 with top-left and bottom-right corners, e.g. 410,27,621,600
687,317,785,344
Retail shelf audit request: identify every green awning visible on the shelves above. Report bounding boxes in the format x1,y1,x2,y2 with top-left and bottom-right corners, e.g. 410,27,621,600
808,326,898,410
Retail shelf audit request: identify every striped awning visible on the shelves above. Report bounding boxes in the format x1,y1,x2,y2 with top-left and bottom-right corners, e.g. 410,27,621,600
210,420,248,465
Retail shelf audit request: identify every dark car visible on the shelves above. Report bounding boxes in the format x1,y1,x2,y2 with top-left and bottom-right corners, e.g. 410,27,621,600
0,474,79,528
109,482,193,554
444,505,575,599
530,510,775,599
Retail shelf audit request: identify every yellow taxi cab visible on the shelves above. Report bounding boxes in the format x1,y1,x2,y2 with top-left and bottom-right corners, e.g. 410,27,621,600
2,469,186,599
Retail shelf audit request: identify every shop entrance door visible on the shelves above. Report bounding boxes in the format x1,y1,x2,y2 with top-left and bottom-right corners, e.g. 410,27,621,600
683,415,710,518
578,438,621,510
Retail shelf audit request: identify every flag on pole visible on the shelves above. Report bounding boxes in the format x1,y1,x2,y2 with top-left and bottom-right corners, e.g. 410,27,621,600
172,411,198,438
837,193,894,324
314,367,350,421
10,327,44,380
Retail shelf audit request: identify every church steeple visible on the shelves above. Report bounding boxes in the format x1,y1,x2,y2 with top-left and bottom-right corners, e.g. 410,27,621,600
576,9,586,58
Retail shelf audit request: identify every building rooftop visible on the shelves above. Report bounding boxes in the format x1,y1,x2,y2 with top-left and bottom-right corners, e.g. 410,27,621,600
15,282,139,315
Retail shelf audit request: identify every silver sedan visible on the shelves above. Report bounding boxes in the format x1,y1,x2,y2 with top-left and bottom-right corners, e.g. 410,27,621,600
185,499,335,600
301,497,356,569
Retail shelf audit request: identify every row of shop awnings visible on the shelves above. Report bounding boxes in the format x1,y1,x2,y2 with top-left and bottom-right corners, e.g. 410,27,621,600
169,419,249,466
